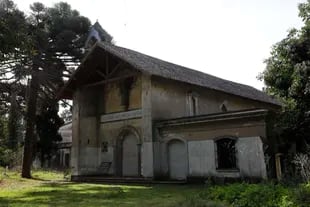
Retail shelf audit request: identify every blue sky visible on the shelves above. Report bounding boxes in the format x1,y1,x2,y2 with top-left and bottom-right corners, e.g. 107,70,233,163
15,0,306,89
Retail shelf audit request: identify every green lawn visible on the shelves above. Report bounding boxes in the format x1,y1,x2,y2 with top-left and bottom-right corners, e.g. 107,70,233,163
0,168,203,207
0,168,309,207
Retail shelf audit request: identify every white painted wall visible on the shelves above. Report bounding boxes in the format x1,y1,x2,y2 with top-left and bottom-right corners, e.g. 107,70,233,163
187,137,267,179
236,136,267,178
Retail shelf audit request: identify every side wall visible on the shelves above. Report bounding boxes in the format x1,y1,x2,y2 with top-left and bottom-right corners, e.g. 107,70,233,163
151,76,275,120
155,117,267,179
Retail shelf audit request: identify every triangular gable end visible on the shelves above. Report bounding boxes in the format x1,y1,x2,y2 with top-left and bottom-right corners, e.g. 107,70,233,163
57,43,139,99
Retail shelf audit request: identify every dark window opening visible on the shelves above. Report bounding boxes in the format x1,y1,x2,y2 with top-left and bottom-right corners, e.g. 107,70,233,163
64,153,70,167
120,77,134,110
216,138,237,169
191,96,197,115
101,141,108,152
221,104,227,112
188,92,198,116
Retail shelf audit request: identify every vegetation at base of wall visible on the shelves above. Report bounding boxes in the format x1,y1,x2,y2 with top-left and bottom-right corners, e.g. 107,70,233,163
187,182,310,207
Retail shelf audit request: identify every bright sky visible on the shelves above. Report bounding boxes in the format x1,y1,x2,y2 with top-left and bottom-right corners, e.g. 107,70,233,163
15,0,306,90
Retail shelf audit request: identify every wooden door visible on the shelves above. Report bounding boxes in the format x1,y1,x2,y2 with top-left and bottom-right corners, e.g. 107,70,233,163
168,140,187,180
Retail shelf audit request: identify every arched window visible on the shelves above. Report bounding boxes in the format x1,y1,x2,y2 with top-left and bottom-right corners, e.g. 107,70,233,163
220,103,227,112
220,101,228,112
215,138,237,169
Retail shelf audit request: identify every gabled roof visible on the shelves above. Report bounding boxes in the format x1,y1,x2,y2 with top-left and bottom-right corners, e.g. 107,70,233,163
59,42,280,106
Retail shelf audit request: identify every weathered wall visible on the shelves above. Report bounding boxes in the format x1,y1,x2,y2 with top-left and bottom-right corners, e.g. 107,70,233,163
100,76,142,114
99,118,142,175
71,87,100,175
155,117,267,179
151,76,275,120
186,137,266,178
158,117,267,141
72,71,143,176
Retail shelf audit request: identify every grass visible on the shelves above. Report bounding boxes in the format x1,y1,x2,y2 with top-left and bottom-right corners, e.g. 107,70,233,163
0,168,203,207
0,167,309,207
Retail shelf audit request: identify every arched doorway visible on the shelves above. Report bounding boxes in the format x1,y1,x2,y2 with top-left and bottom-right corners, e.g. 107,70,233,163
168,139,187,180
122,132,139,176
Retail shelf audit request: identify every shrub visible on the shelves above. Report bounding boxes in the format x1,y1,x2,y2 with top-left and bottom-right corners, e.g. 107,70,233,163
0,146,23,168
293,183,310,207
197,183,295,207
293,146,310,182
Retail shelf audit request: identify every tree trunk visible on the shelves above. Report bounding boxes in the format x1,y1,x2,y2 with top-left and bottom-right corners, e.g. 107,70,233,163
21,71,39,178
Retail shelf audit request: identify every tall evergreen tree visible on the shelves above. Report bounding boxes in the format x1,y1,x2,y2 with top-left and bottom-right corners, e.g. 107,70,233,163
0,0,91,177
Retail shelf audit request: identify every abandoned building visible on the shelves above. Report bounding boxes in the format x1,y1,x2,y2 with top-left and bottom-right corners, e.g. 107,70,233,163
58,41,280,181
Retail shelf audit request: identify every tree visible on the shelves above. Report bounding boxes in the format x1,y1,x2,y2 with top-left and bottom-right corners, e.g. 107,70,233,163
21,1,91,178
260,0,310,153
0,0,91,177
36,104,63,167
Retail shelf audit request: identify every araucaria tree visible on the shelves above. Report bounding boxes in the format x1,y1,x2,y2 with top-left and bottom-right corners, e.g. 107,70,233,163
0,0,91,177
261,0,310,153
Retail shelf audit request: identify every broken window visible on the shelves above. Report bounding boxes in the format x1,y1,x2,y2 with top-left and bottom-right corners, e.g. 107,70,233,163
216,138,237,169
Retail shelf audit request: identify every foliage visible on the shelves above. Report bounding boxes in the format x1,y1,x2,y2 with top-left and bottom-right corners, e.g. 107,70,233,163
0,0,30,61
36,104,64,167
260,0,310,152
0,146,22,167
1,170,310,207
293,183,310,207
195,183,310,207
0,115,8,142
60,108,72,123
293,146,310,182
177,197,229,207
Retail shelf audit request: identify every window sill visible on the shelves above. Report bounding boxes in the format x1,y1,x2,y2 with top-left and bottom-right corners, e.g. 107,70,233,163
216,169,240,173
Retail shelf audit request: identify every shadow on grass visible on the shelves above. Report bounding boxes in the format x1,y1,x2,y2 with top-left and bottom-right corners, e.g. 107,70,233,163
0,182,200,207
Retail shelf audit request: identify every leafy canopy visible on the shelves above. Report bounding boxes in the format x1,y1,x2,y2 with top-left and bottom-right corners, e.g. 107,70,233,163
261,0,310,151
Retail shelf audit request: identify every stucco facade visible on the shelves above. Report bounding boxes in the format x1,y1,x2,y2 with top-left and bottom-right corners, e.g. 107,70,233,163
58,42,280,181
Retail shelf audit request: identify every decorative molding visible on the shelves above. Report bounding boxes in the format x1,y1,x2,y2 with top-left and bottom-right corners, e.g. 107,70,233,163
100,109,142,123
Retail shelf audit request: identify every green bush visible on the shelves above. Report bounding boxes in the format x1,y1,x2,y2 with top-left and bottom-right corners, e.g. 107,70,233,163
197,183,295,207
293,183,310,207
0,146,23,168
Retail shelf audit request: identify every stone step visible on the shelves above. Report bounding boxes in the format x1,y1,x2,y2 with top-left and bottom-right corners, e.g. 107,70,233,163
73,176,187,184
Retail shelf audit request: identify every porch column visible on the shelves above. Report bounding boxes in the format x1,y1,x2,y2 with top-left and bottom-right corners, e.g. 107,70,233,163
141,74,154,177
